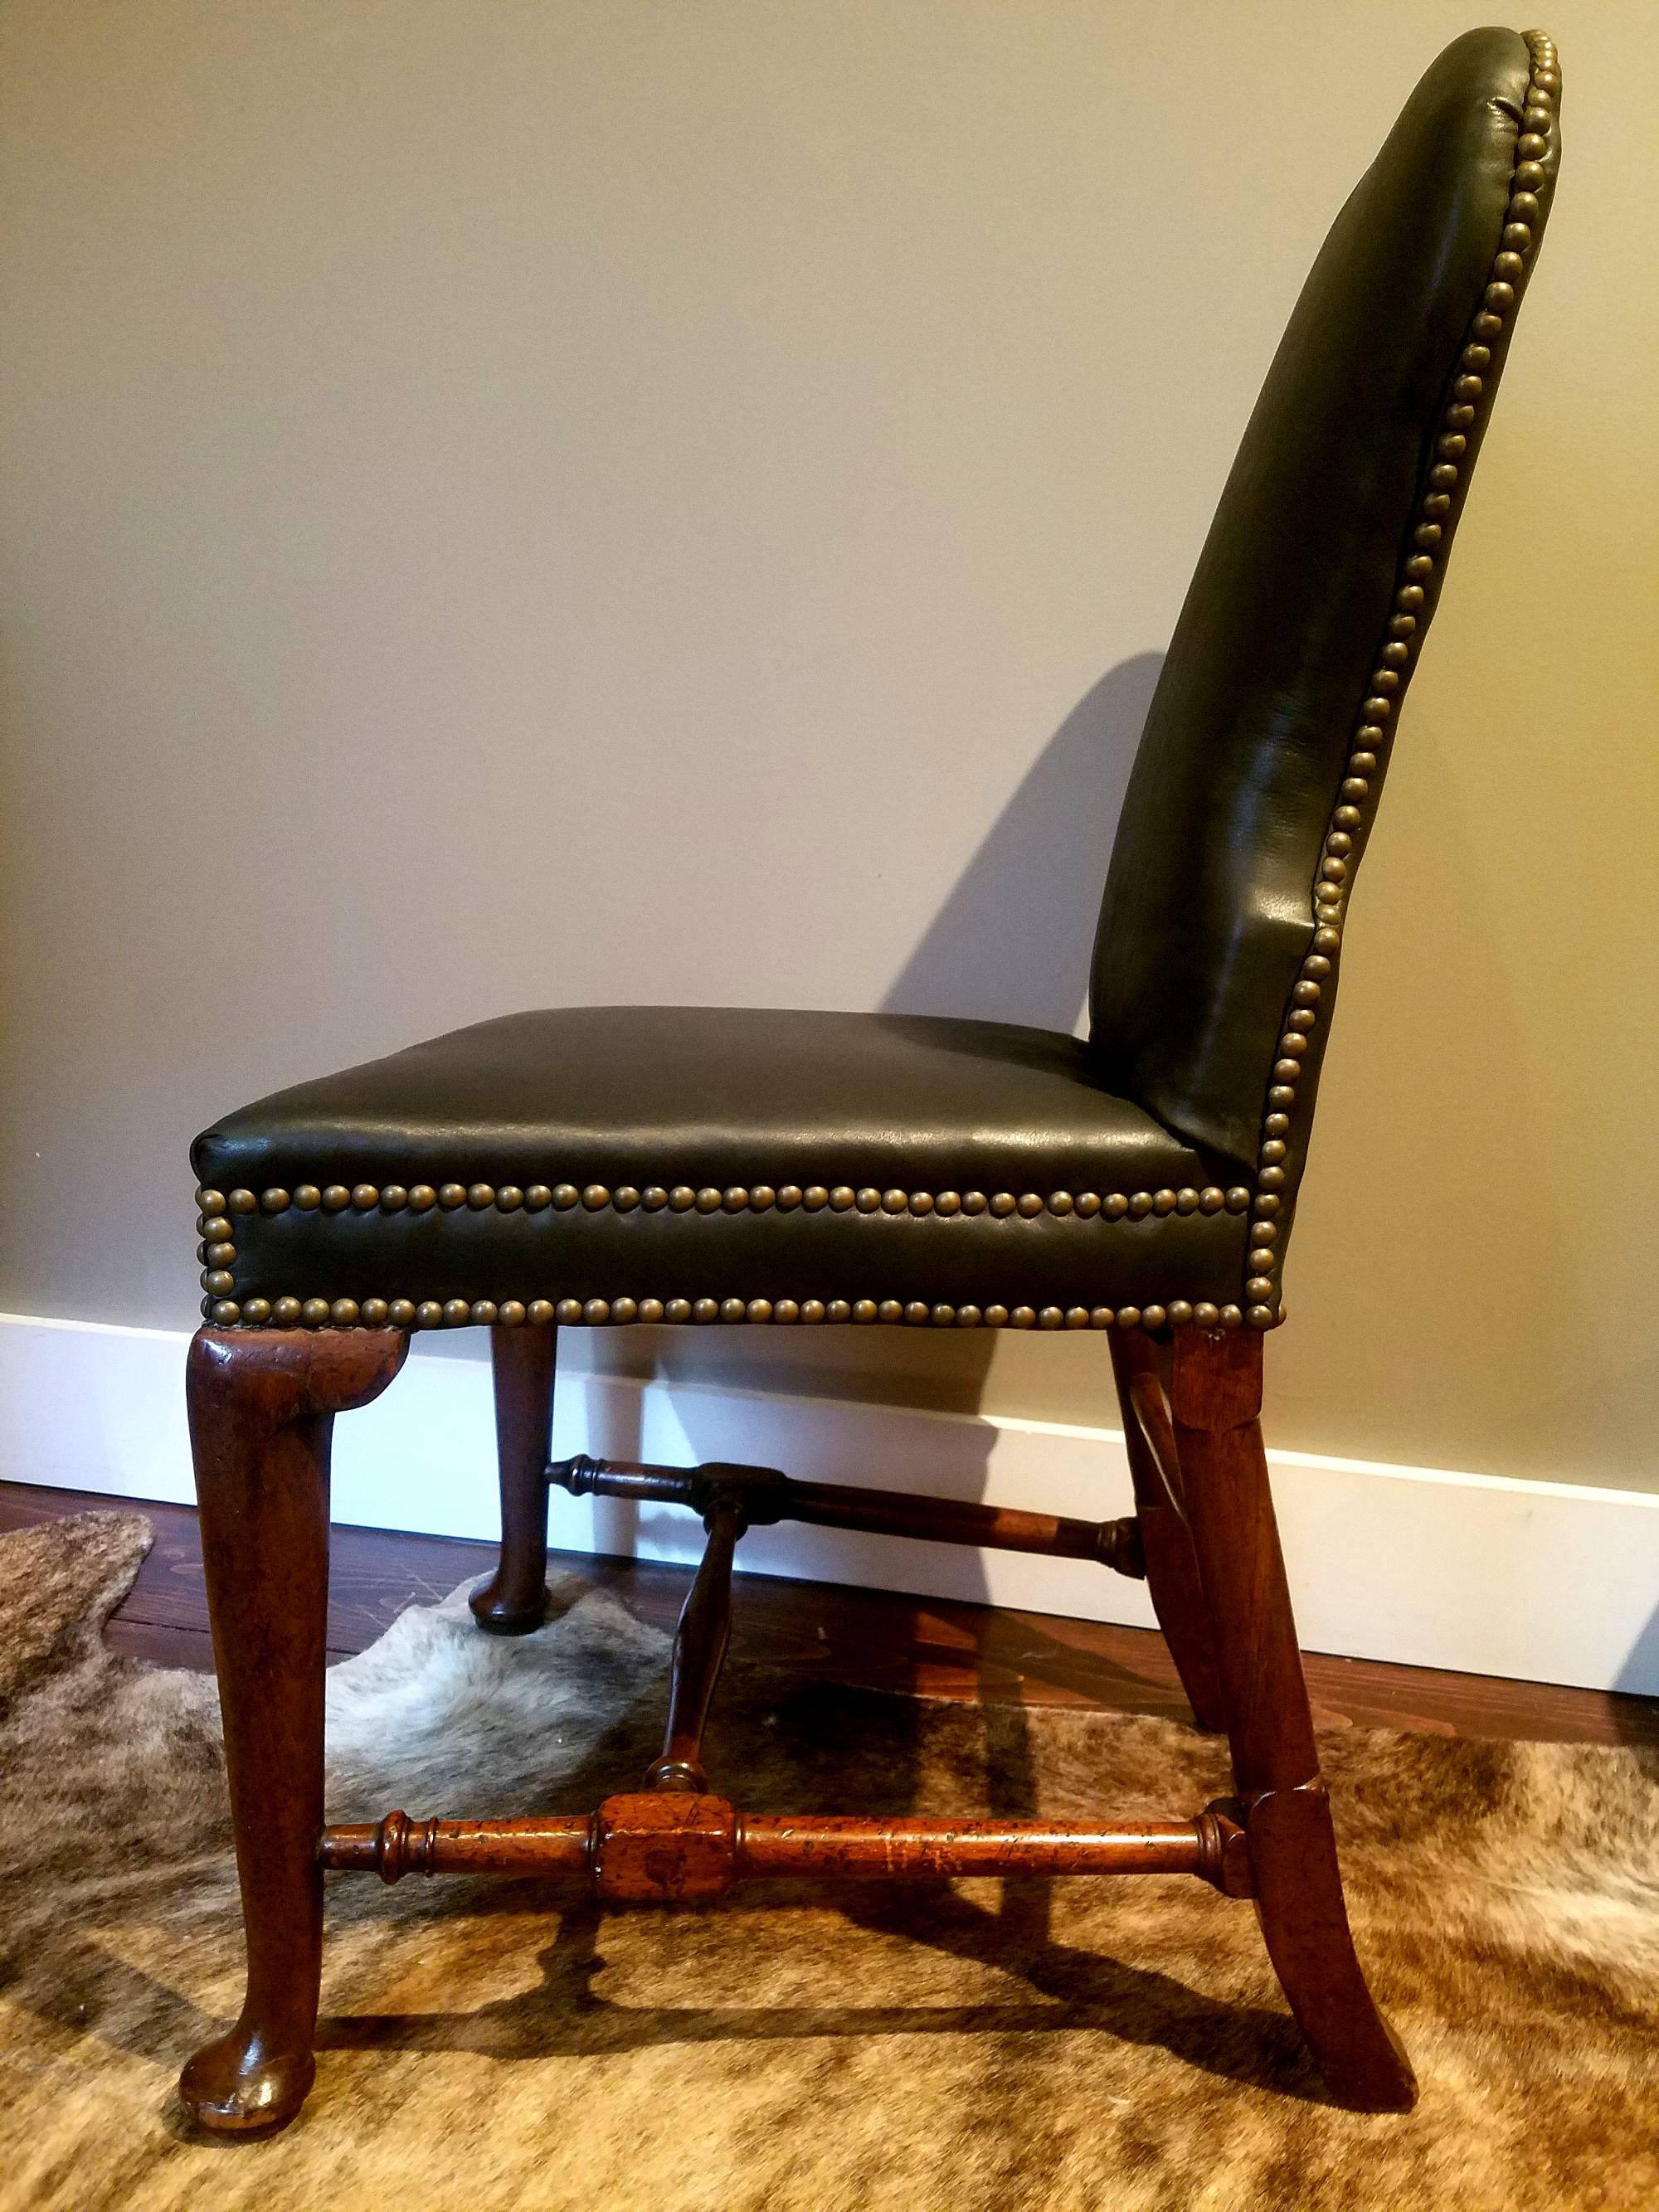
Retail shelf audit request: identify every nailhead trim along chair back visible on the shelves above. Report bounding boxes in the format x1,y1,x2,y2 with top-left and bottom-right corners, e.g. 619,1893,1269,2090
1088,27,1560,1325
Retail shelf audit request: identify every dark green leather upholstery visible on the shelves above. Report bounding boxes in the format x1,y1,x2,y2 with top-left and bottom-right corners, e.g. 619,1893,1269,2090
192,28,1559,1337
195,1008,1250,1323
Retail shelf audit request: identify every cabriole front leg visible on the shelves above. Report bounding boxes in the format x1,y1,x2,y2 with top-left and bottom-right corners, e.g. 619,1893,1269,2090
178,1325,408,2136
1169,1326,1417,2112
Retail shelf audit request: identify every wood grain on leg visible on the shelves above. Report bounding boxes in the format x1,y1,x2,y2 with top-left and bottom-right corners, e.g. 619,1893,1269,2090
178,1325,407,2137
1169,1326,1418,2112
469,1325,557,1636
1110,1331,1228,1730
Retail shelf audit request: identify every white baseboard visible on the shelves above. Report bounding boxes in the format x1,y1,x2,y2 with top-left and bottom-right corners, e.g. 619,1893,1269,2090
2,1310,1656,1696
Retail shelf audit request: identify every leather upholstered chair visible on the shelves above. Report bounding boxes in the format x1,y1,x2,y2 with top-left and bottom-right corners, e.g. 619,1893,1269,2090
178,27,1560,2135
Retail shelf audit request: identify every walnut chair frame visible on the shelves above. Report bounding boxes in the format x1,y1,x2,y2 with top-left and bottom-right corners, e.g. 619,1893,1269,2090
174,29,1560,2135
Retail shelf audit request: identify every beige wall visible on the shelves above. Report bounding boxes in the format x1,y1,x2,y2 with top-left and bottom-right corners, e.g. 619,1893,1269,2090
2,2,1654,1487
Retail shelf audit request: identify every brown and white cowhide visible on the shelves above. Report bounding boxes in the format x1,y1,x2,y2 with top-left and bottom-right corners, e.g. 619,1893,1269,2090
1,1510,1656,2210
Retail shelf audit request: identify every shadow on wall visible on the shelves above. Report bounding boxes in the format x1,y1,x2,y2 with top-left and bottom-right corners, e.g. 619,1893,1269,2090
631,649,1166,1419
626,649,1165,1420
747,647,1162,1427
879,652,1164,1033
1615,1604,1659,1714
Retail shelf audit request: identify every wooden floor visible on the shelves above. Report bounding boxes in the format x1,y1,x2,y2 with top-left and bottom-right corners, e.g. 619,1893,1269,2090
3,1478,1656,1748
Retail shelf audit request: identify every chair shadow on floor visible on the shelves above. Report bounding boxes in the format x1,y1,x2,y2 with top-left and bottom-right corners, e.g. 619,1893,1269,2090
304,1883,1318,2101
300,1605,1309,2104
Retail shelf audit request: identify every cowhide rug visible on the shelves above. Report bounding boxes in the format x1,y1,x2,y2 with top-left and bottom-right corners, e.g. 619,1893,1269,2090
1,1510,1656,2210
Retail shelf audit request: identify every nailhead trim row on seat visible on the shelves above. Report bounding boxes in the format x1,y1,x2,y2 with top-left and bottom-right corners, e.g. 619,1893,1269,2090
191,1178,1255,1331
201,1179,1246,1223
1238,27,1558,1331
201,1291,1248,1334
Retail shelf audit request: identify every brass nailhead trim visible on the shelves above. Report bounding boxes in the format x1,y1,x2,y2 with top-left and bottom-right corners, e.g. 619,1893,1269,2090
216,1179,1244,1223
194,1190,241,1303
207,1293,1244,1334
1240,27,1557,1334
197,1177,1248,1322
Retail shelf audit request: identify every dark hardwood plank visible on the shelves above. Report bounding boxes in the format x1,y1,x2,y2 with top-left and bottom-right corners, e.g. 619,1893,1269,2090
3,1478,1656,1748
0,1480,498,1659
102,1616,221,1671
